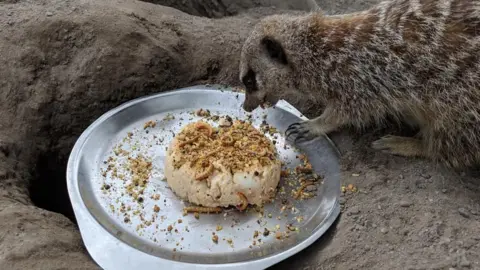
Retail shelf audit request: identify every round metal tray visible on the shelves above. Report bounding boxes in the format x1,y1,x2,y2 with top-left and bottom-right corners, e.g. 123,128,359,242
67,85,341,269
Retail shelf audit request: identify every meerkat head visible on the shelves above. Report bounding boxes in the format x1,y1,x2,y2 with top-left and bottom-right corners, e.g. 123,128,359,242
239,15,305,112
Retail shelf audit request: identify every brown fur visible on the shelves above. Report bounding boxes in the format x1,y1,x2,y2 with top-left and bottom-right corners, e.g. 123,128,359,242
239,0,480,169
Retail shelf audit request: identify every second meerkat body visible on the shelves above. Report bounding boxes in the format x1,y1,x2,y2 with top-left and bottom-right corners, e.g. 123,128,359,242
239,0,480,169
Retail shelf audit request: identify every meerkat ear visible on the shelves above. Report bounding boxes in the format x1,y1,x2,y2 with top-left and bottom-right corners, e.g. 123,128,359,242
261,37,288,65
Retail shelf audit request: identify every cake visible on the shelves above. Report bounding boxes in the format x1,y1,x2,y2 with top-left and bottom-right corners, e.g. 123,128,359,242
163,120,281,210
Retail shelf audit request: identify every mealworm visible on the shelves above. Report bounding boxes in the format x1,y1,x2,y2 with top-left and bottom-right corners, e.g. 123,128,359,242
178,136,198,147
195,122,213,137
183,206,222,213
294,181,315,199
236,192,248,211
195,162,214,180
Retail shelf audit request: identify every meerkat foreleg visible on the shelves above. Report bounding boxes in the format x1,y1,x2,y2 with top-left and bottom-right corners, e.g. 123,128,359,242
285,107,345,143
371,135,427,158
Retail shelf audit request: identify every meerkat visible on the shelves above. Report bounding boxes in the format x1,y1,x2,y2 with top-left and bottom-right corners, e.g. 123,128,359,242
239,0,480,169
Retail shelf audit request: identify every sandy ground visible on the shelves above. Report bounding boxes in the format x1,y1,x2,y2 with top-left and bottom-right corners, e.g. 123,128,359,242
0,0,479,269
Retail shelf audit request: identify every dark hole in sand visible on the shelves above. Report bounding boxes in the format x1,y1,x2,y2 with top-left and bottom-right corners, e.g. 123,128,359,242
30,150,75,222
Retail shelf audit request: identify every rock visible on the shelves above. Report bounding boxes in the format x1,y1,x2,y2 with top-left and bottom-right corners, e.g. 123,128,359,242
415,180,427,189
399,200,413,208
421,173,431,179
46,11,53,16
459,255,471,267
462,239,476,250
355,225,365,231
348,207,361,216
218,116,233,127
380,228,388,234
440,237,452,245
376,196,388,202
458,208,470,218
339,197,346,205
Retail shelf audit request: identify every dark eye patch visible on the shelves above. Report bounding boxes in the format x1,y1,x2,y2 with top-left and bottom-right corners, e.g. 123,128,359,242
242,69,258,93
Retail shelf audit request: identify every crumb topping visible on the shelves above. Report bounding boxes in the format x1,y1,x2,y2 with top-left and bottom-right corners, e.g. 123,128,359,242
172,120,278,179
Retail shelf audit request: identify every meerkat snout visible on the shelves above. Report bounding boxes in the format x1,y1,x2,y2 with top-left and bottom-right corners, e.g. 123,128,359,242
240,22,297,112
241,69,260,112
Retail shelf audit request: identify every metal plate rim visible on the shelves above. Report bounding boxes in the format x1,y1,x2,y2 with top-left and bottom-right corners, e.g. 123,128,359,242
66,85,341,269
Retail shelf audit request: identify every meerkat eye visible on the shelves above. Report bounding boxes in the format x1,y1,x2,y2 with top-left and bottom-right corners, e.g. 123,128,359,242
242,69,258,93
261,37,288,65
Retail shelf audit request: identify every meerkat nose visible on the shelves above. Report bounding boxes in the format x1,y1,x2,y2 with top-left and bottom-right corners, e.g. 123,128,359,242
242,102,255,112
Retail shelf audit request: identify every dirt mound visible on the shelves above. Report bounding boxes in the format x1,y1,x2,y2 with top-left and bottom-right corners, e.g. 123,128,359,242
0,0,274,268
141,0,318,18
0,0,479,269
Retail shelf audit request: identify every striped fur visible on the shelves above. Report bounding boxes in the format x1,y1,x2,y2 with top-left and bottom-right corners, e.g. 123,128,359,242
239,0,480,169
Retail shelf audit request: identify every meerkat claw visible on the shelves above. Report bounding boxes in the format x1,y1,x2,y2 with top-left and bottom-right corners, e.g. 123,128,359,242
285,121,318,143
285,123,301,137
285,122,303,141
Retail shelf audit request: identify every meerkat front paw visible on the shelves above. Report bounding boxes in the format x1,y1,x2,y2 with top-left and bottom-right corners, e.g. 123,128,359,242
285,121,323,143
